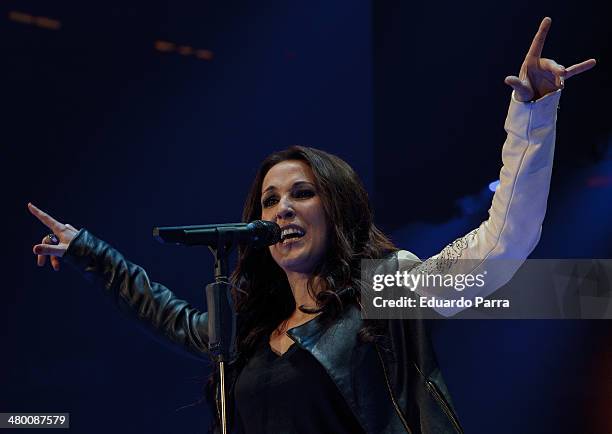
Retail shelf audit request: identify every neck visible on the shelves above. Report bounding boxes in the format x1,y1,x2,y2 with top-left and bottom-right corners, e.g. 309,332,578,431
285,270,319,314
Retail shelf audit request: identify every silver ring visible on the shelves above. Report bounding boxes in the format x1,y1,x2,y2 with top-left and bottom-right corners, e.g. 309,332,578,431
47,233,59,245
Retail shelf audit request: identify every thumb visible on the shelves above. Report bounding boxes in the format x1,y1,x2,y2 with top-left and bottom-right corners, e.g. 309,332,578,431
504,76,532,102
504,75,533,102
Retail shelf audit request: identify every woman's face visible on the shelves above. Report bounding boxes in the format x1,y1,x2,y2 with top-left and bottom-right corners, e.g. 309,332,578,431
261,160,328,275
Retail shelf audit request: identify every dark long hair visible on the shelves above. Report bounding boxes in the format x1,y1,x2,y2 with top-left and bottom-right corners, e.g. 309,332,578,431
206,146,397,431
232,145,396,356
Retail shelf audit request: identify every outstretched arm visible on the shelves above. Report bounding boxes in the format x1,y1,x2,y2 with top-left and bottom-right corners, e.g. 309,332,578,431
399,17,596,316
29,203,210,360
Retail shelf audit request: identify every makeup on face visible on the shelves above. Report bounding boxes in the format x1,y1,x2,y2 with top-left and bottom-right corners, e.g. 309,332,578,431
261,160,328,274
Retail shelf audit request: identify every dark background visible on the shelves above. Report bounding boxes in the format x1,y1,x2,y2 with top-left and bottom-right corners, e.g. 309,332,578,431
3,1,611,433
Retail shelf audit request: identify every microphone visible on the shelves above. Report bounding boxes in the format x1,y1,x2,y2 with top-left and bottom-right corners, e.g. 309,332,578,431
153,220,281,248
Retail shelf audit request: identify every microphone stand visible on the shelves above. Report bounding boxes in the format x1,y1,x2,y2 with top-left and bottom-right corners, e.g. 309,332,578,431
154,221,281,433
205,228,237,434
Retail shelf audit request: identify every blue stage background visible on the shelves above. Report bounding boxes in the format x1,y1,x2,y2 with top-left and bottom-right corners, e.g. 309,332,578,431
3,1,611,433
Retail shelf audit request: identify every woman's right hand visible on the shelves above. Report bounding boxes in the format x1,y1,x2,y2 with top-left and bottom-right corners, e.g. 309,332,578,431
28,203,79,271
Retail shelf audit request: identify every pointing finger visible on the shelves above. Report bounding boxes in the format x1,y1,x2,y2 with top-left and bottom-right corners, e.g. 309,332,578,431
565,59,597,79
28,203,64,233
526,17,552,59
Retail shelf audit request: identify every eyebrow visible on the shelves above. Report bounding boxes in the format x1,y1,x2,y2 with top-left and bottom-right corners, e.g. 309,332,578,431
262,180,315,194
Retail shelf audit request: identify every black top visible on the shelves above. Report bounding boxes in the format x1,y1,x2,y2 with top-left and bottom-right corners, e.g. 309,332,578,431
234,338,365,434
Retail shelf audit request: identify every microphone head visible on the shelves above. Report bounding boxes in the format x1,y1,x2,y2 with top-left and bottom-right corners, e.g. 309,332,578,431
247,220,281,247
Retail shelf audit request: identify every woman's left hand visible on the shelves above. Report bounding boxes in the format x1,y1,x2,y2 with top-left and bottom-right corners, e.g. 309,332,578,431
504,17,596,102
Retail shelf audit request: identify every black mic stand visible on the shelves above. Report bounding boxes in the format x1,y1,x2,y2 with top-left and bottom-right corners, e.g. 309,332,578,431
205,228,238,434
154,220,280,433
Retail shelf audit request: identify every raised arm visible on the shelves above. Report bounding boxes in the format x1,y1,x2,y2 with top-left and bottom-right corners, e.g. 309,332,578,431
398,17,596,316
29,203,210,360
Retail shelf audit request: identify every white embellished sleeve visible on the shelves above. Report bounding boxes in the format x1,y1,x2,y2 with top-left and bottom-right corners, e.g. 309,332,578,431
398,90,562,317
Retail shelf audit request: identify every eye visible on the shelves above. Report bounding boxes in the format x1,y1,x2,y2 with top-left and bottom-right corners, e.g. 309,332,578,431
293,189,315,199
262,195,278,208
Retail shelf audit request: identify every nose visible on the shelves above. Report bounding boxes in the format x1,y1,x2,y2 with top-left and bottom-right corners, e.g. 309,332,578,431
276,196,295,221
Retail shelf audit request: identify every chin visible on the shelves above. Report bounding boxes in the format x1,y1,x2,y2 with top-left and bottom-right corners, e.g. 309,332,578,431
272,248,316,274
270,235,326,275
275,256,313,274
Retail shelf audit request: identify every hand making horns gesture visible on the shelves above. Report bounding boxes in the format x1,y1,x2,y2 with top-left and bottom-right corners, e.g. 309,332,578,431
28,18,596,272
29,203,78,271
504,17,596,101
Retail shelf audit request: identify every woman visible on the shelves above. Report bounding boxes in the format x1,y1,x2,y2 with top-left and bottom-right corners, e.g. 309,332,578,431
29,17,595,434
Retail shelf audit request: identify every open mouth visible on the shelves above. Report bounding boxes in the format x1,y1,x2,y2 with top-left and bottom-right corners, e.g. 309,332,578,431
280,225,306,244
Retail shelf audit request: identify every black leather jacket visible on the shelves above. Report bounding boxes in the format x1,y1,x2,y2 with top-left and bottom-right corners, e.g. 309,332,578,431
59,93,564,433
64,229,463,434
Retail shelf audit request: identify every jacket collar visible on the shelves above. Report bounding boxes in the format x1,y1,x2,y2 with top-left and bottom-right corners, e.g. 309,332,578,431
286,303,362,352
286,304,370,429
286,286,360,352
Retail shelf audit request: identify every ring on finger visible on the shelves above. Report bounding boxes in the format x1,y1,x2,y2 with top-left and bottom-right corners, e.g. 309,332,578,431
47,233,59,245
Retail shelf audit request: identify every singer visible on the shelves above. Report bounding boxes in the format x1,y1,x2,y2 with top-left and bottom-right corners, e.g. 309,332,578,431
29,18,595,434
